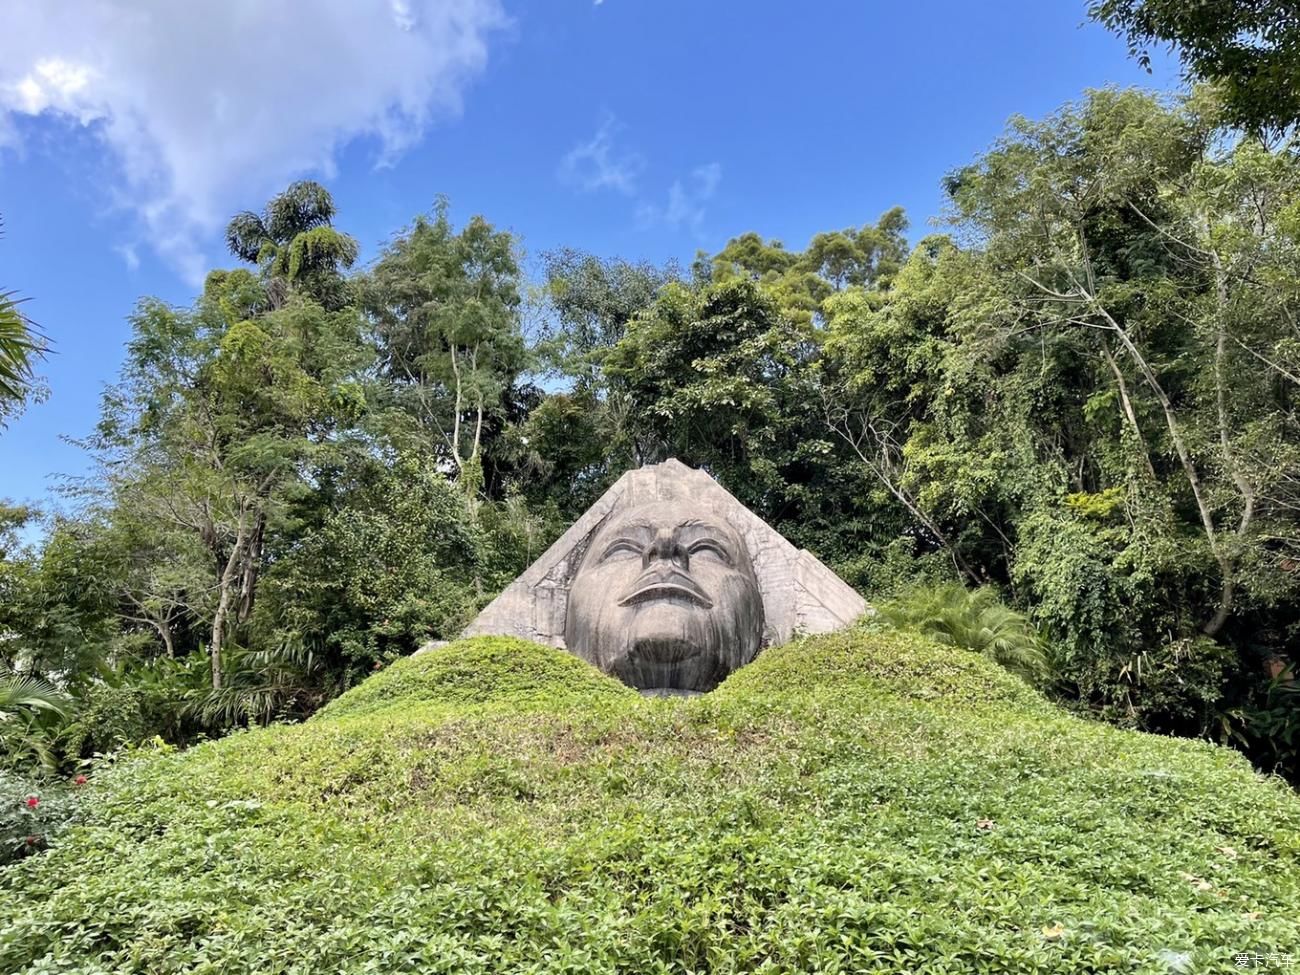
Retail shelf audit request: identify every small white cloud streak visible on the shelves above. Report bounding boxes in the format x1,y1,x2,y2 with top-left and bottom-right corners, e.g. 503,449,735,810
114,243,140,271
638,162,723,233
560,117,721,234
558,115,643,195
0,0,508,284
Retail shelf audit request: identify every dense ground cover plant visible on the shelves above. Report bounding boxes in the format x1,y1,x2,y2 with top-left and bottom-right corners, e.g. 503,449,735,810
3,633,1296,973
0,771,82,866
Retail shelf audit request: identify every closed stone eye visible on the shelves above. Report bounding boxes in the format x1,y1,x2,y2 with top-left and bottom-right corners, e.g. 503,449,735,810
688,540,731,565
601,539,642,562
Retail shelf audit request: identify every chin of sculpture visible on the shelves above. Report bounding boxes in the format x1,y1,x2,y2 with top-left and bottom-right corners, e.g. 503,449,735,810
564,501,764,692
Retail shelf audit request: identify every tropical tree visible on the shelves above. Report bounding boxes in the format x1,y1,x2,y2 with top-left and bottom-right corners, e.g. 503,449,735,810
362,202,527,491
708,208,909,327
944,88,1296,639
878,584,1050,683
1090,0,1300,134
824,87,1299,752
92,261,370,689
252,452,490,678
536,248,677,395
0,292,38,417
513,251,679,514
604,278,824,525
225,180,359,308
0,218,43,423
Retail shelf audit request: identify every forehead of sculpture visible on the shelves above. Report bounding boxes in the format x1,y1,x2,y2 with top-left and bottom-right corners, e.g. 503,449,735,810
589,501,746,554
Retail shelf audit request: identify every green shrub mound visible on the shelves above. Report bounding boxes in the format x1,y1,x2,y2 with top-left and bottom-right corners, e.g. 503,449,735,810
3,633,1298,974
317,636,641,720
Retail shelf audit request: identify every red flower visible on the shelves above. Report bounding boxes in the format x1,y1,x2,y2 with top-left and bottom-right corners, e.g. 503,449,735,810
74,774,88,786
24,796,39,809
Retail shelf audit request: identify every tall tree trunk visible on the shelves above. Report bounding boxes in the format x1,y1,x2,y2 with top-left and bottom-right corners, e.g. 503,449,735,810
470,345,484,465
158,619,175,659
237,512,266,623
1204,248,1257,636
210,513,250,691
449,344,464,471
1085,292,1243,637
210,596,228,691
1100,339,1157,480
1086,301,1225,547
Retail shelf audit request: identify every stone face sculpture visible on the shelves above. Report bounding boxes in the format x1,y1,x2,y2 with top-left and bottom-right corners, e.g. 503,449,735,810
565,500,765,691
460,459,868,691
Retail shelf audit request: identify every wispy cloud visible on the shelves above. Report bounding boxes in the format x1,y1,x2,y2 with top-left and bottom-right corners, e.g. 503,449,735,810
637,162,722,233
560,118,721,235
114,243,140,271
557,115,643,195
0,0,509,284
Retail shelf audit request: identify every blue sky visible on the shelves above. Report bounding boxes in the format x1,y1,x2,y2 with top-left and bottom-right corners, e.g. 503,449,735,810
1,0,1178,515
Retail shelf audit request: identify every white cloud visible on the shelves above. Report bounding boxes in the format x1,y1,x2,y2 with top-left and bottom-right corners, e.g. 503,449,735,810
114,243,140,271
637,162,723,233
558,115,643,195
559,117,722,235
0,0,508,283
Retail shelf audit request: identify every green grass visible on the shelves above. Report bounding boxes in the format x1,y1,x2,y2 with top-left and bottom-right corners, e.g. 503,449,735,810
3,632,1298,973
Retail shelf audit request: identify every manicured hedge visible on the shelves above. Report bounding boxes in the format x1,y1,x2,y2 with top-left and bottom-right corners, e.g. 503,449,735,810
3,633,1298,973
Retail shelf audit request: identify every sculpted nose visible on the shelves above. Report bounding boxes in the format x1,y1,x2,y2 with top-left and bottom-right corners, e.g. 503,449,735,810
644,528,688,571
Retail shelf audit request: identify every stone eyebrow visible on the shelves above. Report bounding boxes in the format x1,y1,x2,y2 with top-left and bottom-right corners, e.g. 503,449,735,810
605,518,731,536
606,520,654,535
679,519,731,536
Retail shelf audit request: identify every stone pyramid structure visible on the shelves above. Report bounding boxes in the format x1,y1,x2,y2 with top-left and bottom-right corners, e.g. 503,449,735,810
464,459,868,650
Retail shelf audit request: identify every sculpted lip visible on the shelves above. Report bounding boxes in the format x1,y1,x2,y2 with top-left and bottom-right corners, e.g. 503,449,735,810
618,572,713,608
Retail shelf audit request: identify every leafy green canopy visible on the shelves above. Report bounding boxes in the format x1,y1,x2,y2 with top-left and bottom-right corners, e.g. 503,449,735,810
4,632,1297,973
4,85,1299,787
361,200,528,485
1090,0,1300,134
823,88,1300,759
225,180,359,308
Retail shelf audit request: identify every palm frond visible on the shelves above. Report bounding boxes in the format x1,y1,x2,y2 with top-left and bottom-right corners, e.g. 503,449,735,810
265,180,337,240
0,289,40,405
189,637,328,730
225,211,271,264
0,675,69,718
879,583,1050,684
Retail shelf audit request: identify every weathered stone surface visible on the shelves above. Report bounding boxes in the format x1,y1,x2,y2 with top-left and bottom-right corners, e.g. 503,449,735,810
462,460,869,685
565,499,765,691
